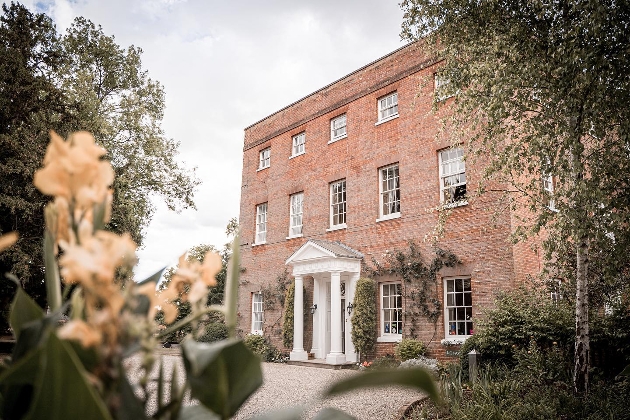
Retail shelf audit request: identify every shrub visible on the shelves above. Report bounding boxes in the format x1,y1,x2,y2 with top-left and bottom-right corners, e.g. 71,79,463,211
198,322,228,343
243,334,283,362
370,354,399,370
282,282,295,349
351,277,377,359
396,338,427,361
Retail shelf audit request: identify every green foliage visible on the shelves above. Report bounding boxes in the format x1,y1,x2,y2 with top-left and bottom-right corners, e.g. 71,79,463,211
326,367,439,404
458,286,574,379
243,334,282,363
370,354,400,370
282,282,295,349
401,0,630,393
350,277,377,358
0,3,199,333
365,242,459,334
396,338,427,361
198,322,228,343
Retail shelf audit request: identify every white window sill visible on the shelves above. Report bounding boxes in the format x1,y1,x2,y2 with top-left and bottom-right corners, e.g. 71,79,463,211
375,114,399,126
441,200,468,209
286,234,303,240
251,330,263,336
377,335,402,343
257,166,269,172
328,134,347,144
326,224,347,232
440,337,469,346
376,213,400,223
252,242,266,247
289,152,305,160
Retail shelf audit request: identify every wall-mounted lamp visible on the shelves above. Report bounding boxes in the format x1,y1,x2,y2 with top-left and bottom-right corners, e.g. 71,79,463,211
346,302,354,315
310,304,317,315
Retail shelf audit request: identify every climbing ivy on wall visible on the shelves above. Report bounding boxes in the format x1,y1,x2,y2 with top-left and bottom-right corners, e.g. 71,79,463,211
282,282,295,348
363,241,460,340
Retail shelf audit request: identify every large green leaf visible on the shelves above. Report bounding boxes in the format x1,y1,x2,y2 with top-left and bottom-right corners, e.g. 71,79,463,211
182,338,262,419
325,368,439,403
9,286,44,340
0,346,41,420
117,364,148,420
24,334,112,420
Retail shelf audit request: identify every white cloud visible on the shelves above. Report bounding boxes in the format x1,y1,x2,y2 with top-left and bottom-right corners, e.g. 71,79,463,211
19,0,405,278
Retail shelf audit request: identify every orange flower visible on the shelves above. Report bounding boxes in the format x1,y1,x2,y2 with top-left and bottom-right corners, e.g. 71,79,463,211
201,251,221,287
0,232,18,253
58,319,102,348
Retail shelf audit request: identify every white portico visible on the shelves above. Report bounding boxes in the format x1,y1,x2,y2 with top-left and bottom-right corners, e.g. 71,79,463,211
286,239,363,365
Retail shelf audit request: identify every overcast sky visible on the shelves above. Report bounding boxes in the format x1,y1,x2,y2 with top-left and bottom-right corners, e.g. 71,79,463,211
22,0,407,278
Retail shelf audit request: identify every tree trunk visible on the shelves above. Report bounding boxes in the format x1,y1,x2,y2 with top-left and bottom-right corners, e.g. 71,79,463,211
574,236,589,394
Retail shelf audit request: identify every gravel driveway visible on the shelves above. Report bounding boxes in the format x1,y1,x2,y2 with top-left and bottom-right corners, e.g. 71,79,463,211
233,363,423,420
134,350,424,420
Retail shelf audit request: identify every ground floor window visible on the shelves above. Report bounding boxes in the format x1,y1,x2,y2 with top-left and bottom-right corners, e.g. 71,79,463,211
251,292,263,334
381,282,402,337
444,277,473,337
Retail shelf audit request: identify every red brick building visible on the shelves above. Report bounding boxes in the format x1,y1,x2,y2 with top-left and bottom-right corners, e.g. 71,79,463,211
237,42,541,364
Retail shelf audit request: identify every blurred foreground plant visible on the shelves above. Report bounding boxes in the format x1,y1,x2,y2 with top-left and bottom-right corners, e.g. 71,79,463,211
0,131,437,420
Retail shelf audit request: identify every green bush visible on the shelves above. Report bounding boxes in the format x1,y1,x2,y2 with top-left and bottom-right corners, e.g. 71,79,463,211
243,334,283,362
395,338,427,361
370,354,400,370
282,282,295,349
351,277,377,359
198,322,228,343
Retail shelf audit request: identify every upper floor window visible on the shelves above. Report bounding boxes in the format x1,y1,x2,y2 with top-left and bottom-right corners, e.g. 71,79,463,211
289,192,303,238
377,92,398,122
434,72,453,101
259,147,270,170
291,132,305,157
330,114,347,142
381,283,402,337
255,203,267,244
251,292,264,334
379,164,400,220
542,173,556,211
330,179,346,229
444,277,473,338
439,148,467,205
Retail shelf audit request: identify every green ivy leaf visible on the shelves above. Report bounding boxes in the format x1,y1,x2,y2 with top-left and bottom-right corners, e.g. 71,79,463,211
325,367,439,403
182,338,263,419
24,334,112,420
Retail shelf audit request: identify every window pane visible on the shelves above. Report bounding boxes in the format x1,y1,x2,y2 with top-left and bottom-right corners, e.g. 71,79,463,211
456,293,463,306
464,293,472,306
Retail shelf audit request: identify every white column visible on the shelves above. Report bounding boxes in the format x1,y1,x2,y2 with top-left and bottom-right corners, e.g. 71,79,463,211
326,271,346,364
290,275,308,361
310,276,320,357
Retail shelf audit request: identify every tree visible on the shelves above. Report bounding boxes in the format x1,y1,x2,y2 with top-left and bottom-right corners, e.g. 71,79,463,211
401,0,630,393
0,3,199,332
351,277,377,360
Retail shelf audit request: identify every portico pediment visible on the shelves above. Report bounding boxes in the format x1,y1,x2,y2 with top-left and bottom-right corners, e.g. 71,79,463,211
286,239,363,276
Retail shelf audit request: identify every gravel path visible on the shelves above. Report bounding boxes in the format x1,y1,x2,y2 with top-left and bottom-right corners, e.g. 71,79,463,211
130,350,424,420
233,363,423,420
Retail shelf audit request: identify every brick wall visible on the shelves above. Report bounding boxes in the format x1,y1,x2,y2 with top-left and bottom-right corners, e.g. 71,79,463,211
237,42,542,361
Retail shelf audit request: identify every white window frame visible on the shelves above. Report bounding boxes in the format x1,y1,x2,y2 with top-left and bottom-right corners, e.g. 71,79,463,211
376,92,398,124
254,203,267,245
251,292,264,334
329,179,347,230
444,277,473,340
330,114,347,143
439,147,467,206
288,192,303,238
378,282,403,342
258,147,270,170
377,164,400,221
291,132,305,157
